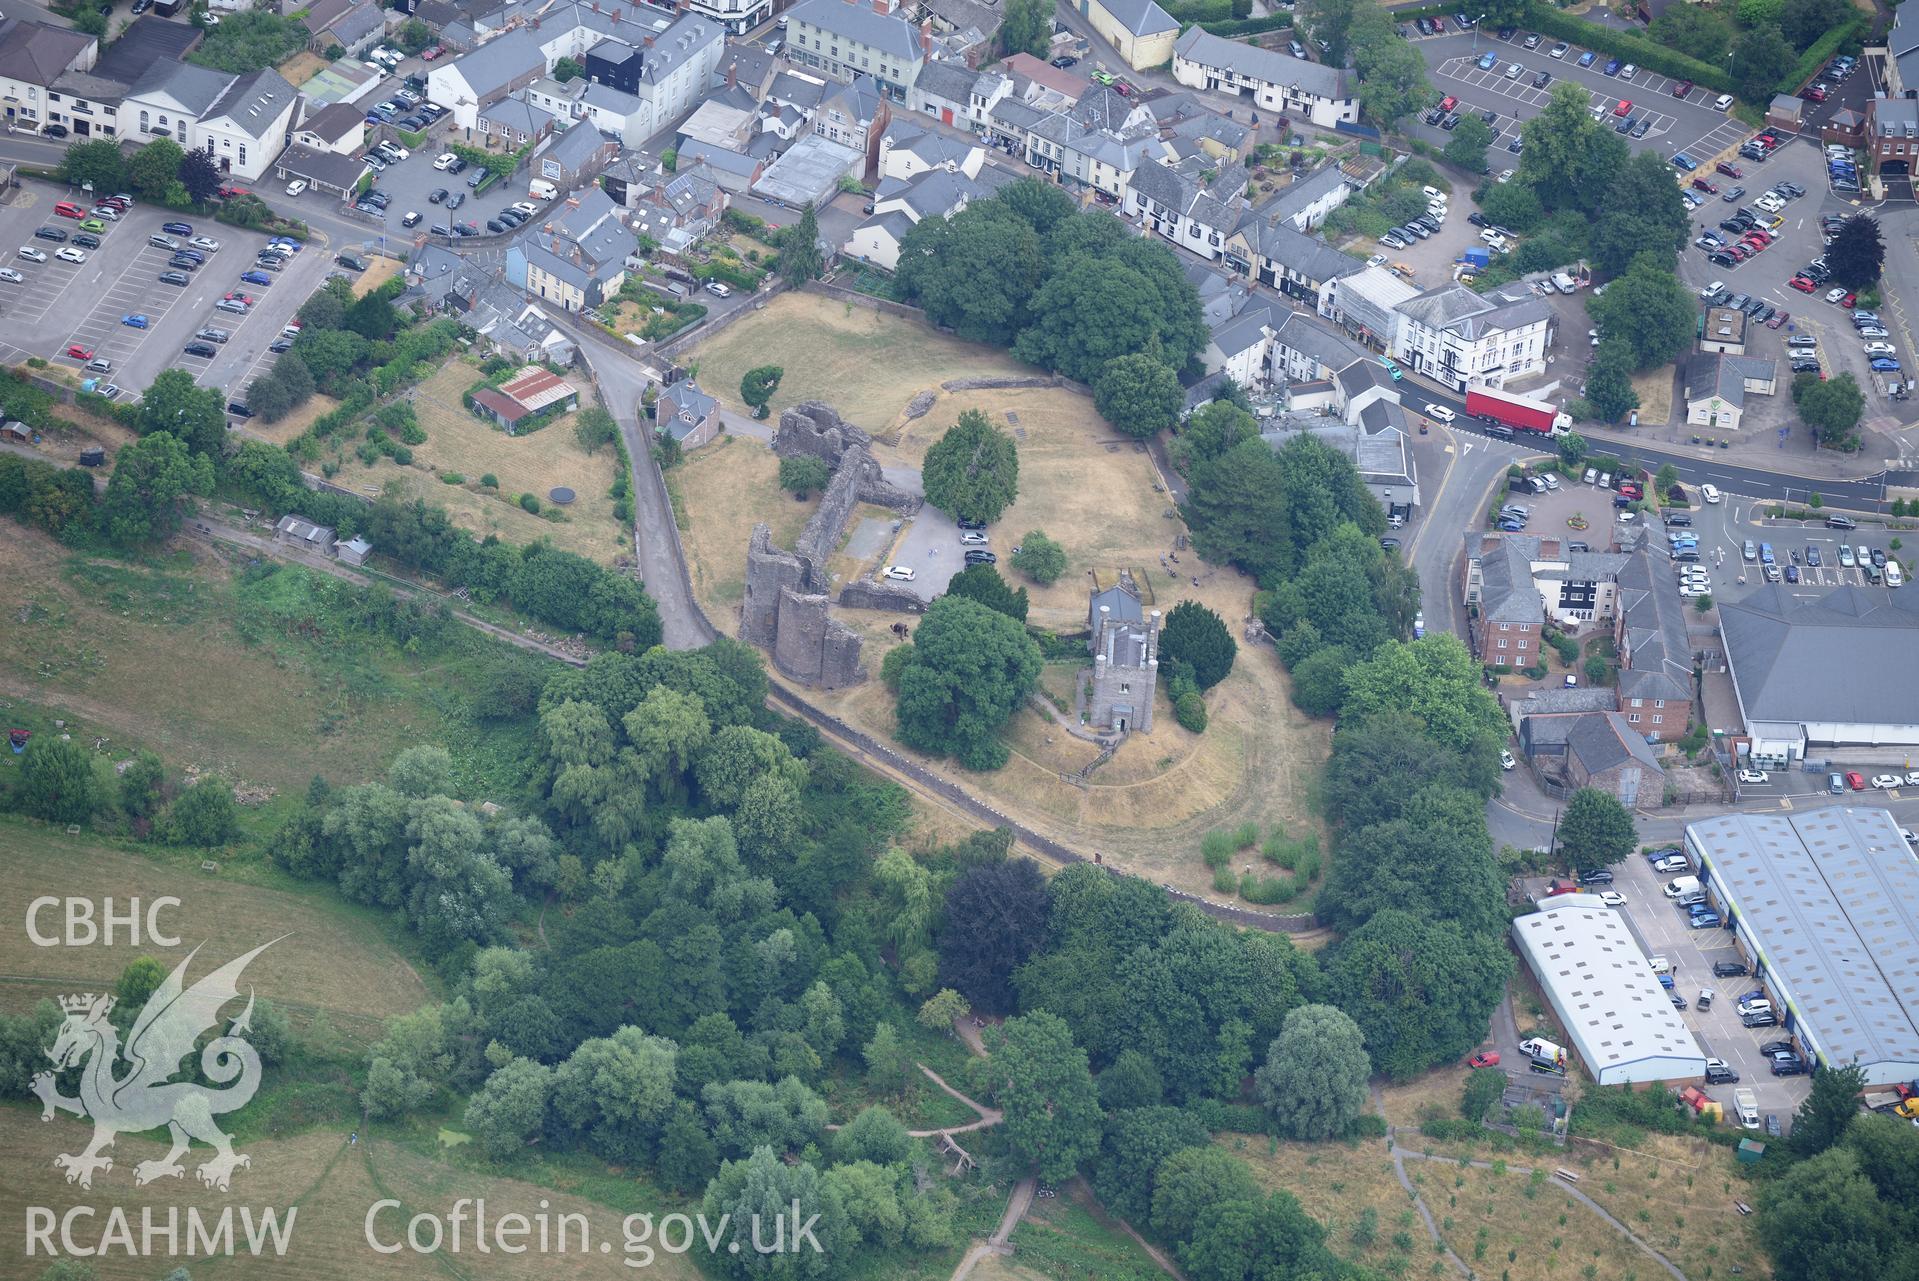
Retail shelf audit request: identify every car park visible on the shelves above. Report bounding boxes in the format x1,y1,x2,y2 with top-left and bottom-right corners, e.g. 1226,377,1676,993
53,247,85,264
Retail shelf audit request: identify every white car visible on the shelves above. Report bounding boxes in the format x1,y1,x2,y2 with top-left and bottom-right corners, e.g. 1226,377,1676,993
1500,749,1516,771
1620,63,1637,79
1598,891,1626,908
1680,584,1711,597
1865,342,1898,356
286,178,308,196
1700,484,1721,504
433,152,459,171
1652,853,1689,873
1699,279,1725,299
512,200,540,216
958,531,989,545
0,267,21,283
1366,253,1386,267
54,247,86,264
1827,286,1850,303
1737,769,1769,784
882,565,915,581
1872,774,1903,789
1540,473,1560,490
1422,185,1444,200
189,235,221,252
17,246,47,262
1424,403,1456,423
377,143,410,162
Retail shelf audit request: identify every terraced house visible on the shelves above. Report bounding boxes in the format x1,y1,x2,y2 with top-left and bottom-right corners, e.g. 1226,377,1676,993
1170,27,1357,129
783,0,929,101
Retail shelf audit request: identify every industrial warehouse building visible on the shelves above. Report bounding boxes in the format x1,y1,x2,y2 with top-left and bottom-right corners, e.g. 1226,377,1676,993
1512,895,1708,1084
1685,807,1919,1087
1719,586,1919,762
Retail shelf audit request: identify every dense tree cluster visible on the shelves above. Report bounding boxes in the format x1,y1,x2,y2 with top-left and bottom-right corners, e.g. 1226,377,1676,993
921,410,1020,524
883,596,1042,770
896,180,1204,432
1760,1102,1919,1281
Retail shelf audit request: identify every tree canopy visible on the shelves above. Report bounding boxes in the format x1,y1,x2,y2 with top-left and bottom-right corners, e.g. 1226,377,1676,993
1094,353,1183,439
1254,1004,1371,1141
981,1011,1103,1183
887,596,1042,770
921,409,1019,525
1159,602,1237,690
1588,252,1698,369
1828,214,1885,289
1557,787,1637,872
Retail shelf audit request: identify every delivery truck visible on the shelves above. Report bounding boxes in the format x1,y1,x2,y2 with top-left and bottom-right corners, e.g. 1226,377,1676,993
1734,1087,1761,1129
1520,1037,1567,1073
1464,386,1572,436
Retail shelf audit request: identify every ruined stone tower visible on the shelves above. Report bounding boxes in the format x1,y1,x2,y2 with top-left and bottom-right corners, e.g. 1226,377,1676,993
1087,574,1159,735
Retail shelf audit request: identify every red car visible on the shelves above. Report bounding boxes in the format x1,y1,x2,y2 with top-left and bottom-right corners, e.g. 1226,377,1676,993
1614,99,1633,117
64,343,93,360
1618,481,1643,499
217,185,250,199
1844,291,1858,307
1468,1051,1502,1069
1674,79,1693,98
224,292,255,305
1804,84,1829,102
1113,81,1132,95
422,44,444,59
1790,276,1817,293
1716,161,1744,178
1546,879,1580,896
1691,177,1718,193
1767,310,1790,329
1439,94,1459,113
1847,771,1867,790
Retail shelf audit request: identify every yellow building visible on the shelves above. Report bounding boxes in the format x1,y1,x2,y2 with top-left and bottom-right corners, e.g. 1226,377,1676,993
1083,0,1180,71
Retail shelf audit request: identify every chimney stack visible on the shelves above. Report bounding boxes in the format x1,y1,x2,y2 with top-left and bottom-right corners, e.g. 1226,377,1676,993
919,17,931,57
726,59,737,87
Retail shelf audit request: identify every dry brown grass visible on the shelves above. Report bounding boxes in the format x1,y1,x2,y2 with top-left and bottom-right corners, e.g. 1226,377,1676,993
674,434,813,616
0,1127,701,1281
1415,1158,1659,1281
1562,1133,1772,1280
0,528,454,789
0,821,427,1023
1631,368,1673,427
21,403,137,465
687,291,1032,428
322,361,627,564
246,393,343,447
1229,1133,1414,1271
277,49,330,85
1379,1066,1477,1132
352,256,404,297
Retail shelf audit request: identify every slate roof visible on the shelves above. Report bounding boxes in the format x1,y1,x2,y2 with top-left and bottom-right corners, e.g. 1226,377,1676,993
444,27,544,97
1334,357,1397,399
88,15,198,90
1270,308,1370,371
1173,26,1350,101
480,96,555,136
715,44,775,91
1257,162,1351,227
0,19,93,86
884,121,975,169
299,99,367,144
916,57,1001,105
542,118,611,171
634,15,720,92
659,381,720,441
130,60,231,115
1615,548,1693,703
1471,532,1548,626
678,138,762,177
785,0,924,61
1719,585,1919,727
204,68,298,140
769,69,830,110
1242,217,1362,285
329,2,385,47
1690,353,1777,411
1089,583,1143,628
1094,0,1178,36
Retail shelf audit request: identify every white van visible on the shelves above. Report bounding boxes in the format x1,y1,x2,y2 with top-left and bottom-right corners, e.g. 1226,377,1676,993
1551,272,1577,294
528,178,559,201
1664,875,1703,899
1648,955,1673,975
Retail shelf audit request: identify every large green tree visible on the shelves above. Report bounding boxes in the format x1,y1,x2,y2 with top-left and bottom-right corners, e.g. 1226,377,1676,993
937,858,1048,1013
465,1057,551,1159
138,368,228,458
101,432,214,546
1090,1106,1211,1224
62,139,126,193
1731,24,1797,102
921,409,1019,525
1519,84,1629,215
1794,1062,1869,1158
1340,636,1508,774
1828,214,1885,289
943,563,1028,622
126,138,185,201
701,1148,849,1280
1589,152,1692,275
888,596,1042,770
1442,114,1493,174
1013,246,1206,384
1183,435,1383,584
1253,1004,1371,1141
1585,338,1642,422
998,0,1049,57
1588,253,1696,370
1159,601,1237,690
1174,400,1257,471
981,1011,1103,1184
896,200,1048,345
1758,1148,1910,1281
1323,909,1514,1079
1798,372,1865,450
1349,6,1431,130
779,203,825,282
1295,0,1361,64
1094,354,1183,439
1150,1146,1261,1246
1557,787,1637,872
1009,530,1067,585
19,735,102,824
1649,3,1733,61
1782,0,1853,50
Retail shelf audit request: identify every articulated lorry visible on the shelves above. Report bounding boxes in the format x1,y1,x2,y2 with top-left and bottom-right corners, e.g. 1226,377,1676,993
1465,386,1572,436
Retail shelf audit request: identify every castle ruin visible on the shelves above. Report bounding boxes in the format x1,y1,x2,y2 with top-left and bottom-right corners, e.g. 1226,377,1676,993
741,402,923,687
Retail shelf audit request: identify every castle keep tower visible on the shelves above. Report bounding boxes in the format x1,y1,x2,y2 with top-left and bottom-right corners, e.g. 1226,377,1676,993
1087,575,1159,734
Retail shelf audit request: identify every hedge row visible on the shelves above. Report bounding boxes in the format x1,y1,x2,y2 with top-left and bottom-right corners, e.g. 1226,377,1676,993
1193,13,1292,38
1521,2,1735,96
1775,17,1867,98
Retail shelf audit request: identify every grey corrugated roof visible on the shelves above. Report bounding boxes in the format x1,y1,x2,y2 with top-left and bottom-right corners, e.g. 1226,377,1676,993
1093,0,1177,36
1721,585,1919,726
1173,26,1349,102
1687,807,1919,1079
786,0,924,61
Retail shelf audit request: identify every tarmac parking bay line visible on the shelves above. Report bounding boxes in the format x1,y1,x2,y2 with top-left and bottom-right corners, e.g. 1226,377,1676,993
65,251,194,364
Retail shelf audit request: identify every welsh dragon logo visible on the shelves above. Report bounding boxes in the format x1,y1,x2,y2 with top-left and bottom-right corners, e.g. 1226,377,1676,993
32,940,278,1192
